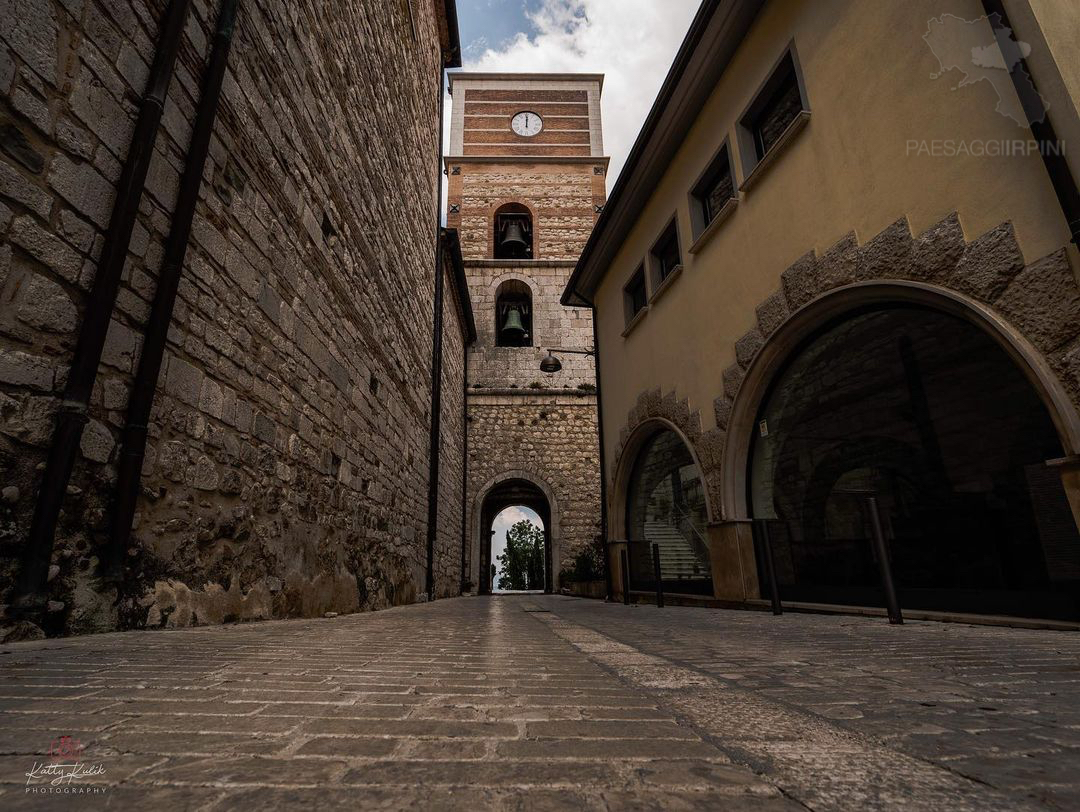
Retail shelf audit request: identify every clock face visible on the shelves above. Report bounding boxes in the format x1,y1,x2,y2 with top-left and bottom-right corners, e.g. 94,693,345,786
511,111,543,137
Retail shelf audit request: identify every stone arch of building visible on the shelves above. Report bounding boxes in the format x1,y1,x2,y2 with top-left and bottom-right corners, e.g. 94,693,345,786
471,469,561,594
716,214,1080,522
610,417,718,538
487,198,539,259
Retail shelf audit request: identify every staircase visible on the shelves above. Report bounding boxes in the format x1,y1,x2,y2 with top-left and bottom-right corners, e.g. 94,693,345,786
643,522,710,581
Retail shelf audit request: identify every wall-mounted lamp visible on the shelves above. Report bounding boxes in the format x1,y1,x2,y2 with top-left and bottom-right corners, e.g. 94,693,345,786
540,347,595,374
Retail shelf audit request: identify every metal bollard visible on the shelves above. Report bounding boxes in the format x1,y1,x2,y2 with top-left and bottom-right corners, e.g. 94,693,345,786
652,543,664,608
865,496,903,625
602,537,614,602
755,519,782,616
621,548,631,605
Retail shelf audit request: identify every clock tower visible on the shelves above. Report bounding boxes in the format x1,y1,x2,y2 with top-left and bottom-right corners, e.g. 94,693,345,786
446,73,607,594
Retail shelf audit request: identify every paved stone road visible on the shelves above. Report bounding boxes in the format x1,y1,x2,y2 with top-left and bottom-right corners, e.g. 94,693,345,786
0,596,1077,810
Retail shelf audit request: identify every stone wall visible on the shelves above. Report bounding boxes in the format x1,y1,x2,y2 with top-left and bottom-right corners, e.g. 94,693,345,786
0,0,460,634
466,393,601,583
434,259,467,599
446,161,606,261
466,259,595,390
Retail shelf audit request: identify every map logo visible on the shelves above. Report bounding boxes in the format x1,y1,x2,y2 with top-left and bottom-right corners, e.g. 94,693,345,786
923,13,1049,127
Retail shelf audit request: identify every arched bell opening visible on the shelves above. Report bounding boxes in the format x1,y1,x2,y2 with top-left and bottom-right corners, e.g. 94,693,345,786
746,301,1080,620
493,202,533,260
477,478,553,595
495,279,533,348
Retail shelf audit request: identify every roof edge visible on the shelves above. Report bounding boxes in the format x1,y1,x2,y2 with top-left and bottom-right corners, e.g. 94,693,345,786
561,0,765,307
438,1,462,68
448,71,605,93
440,228,476,344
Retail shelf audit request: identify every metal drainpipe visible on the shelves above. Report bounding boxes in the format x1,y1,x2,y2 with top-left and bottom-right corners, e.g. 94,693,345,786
981,0,1080,246
425,74,448,602
13,0,193,613
590,305,612,601
104,0,240,581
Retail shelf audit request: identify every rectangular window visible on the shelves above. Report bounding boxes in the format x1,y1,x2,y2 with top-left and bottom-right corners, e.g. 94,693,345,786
624,265,647,322
703,163,734,223
690,144,735,239
736,47,810,186
750,55,802,159
651,221,681,283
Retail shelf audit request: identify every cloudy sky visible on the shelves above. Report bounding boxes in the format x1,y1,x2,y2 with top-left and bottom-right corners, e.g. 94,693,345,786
490,505,543,592
449,0,701,186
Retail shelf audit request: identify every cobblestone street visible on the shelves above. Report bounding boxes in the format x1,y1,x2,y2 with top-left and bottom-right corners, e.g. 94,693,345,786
1,597,1079,810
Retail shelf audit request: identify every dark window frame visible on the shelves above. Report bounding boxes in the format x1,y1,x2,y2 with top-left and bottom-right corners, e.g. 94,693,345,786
648,218,682,292
736,44,810,178
689,139,737,240
623,264,648,325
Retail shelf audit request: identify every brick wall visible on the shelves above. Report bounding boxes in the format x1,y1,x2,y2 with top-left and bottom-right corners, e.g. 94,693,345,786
0,0,461,634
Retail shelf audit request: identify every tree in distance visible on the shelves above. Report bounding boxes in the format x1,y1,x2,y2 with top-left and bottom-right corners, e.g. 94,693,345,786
497,520,545,591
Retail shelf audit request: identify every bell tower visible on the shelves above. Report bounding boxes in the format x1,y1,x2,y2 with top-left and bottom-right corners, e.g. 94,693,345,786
446,73,607,594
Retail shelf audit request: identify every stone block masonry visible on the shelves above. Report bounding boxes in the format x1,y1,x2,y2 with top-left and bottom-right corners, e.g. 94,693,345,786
447,162,607,261
466,260,595,390
435,259,469,598
466,394,601,585
446,74,606,588
0,0,466,634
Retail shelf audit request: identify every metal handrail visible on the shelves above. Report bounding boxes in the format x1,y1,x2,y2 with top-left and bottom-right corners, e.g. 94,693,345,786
672,504,709,549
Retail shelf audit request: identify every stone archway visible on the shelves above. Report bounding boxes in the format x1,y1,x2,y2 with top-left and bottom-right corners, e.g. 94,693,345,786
606,215,1080,606
471,471,561,595
700,215,1080,618
716,215,1080,522
610,417,717,539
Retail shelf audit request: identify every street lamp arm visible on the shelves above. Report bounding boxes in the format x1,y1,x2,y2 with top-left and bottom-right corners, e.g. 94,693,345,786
544,346,595,356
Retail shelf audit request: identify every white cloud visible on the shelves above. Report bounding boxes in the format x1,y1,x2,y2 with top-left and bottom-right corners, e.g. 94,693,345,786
454,0,701,187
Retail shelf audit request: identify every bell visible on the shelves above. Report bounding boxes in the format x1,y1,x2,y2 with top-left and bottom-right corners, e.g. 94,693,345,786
499,219,529,256
501,306,527,339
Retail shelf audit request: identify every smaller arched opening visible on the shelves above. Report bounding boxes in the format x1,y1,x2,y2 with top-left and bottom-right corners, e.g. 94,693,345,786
623,426,713,596
495,279,533,347
493,203,534,260
477,478,554,595
490,506,546,593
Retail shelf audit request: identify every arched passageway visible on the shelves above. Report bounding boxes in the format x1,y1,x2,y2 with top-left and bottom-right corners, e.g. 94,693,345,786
625,428,713,595
490,506,546,593
748,303,1080,620
478,479,553,596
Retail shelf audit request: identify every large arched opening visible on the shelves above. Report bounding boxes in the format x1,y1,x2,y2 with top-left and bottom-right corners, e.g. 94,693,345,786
744,299,1080,619
475,476,556,596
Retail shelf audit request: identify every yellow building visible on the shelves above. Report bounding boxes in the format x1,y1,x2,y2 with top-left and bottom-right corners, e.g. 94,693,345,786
563,0,1080,621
